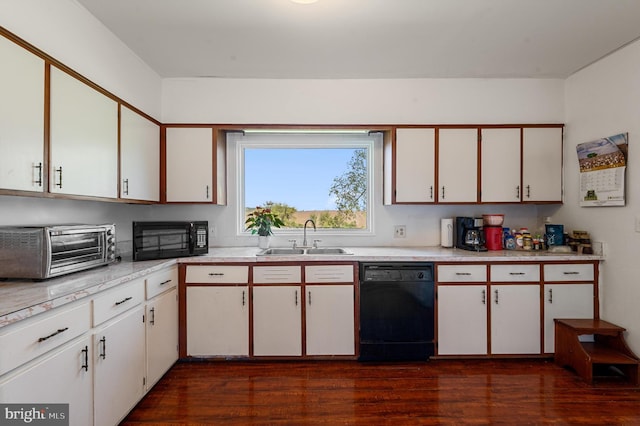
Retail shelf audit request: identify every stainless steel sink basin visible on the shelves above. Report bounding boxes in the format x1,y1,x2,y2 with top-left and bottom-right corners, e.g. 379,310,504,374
257,247,352,256
305,248,352,255
258,248,306,255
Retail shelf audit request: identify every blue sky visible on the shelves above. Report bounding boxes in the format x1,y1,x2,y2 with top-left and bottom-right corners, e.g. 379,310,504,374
245,148,357,211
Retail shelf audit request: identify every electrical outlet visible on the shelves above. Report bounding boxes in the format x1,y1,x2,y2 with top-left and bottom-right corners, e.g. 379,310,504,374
394,225,406,238
210,226,217,238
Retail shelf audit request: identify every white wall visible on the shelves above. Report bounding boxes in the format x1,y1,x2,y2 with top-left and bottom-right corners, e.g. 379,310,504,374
560,39,640,353
0,0,162,118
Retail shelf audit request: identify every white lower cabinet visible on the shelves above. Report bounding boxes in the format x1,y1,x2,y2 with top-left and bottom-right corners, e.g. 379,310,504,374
305,285,355,356
0,335,93,426
490,285,540,354
253,286,302,356
93,305,146,426
186,286,249,357
437,285,488,355
146,287,179,389
543,283,594,353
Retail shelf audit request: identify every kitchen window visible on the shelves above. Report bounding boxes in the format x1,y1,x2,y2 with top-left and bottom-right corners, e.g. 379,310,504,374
233,131,377,234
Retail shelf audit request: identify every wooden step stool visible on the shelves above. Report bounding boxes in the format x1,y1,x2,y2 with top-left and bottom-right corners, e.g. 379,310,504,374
554,318,640,385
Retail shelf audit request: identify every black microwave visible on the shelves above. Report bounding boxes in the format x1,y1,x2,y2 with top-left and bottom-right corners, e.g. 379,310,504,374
132,221,208,261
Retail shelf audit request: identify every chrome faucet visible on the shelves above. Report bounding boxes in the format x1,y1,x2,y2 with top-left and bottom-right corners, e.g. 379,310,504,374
302,219,316,247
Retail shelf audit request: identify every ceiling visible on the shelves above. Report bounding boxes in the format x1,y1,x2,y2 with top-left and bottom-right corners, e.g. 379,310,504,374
76,0,640,79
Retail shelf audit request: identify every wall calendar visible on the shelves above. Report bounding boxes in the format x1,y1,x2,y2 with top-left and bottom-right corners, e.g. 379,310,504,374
576,133,628,207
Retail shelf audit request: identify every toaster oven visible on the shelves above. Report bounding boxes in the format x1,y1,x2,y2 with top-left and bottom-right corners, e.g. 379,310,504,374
0,224,116,279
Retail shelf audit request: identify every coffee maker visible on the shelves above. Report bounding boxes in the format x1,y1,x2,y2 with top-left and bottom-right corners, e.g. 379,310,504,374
455,217,487,251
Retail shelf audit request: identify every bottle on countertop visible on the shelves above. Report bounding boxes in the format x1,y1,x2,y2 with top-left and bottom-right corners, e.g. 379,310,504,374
504,230,516,250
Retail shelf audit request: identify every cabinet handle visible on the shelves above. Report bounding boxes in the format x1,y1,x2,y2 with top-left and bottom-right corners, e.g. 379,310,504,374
295,290,298,306
516,185,520,199
208,272,224,276
150,307,156,325
494,289,499,305
509,272,525,275
55,166,63,188
99,336,107,360
34,162,43,187
115,296,133,306
242,290,246,306
160,279,172,285
548,288,553,304
429,185,433,200
481,289,486,305
308,291,312,306
526,185,531,198
123,178,129,195
38,327,69,342
206,185,210,199
81,346,89,371
455,272,471,276
441,186,445,200
563,271,580,275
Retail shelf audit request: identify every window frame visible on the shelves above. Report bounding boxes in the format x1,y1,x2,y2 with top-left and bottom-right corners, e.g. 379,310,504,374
235,131,376,236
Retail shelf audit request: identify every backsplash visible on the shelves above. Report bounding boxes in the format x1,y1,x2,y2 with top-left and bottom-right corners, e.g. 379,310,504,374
1,195,553,248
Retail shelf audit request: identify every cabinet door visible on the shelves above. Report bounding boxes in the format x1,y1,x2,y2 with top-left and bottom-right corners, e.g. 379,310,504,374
522,127,563,202
481,128,521,202
93,306,145,426
186,286,249,357
490,285,540,354
543,284,593,353
438,129,478,202
306,285,355,356
146,287,178,389
437,285,488,355
120,105,160,202
50,67,118,198
253,286,302,356
395,128,436,203
0,36,45,192
165,127,213,202
0,336,93,426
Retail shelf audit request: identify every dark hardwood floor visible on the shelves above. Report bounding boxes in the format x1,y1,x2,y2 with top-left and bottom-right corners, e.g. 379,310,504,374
122,359,640,425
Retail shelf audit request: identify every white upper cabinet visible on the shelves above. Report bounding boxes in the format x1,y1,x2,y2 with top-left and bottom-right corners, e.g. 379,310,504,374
394,128,436,203
438,128,478,203
120,106,160,202
481,128,521,202
50,67,118,198
165,127,214,202
522,127,563,202
0,36,45,192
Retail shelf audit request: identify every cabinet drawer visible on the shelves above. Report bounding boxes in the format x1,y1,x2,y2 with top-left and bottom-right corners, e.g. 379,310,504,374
305,265,354,283
0,302,90,376
253,266,301,284
490,264,540,282
437,265,487,282
92,279,144,326
146,266,178,299
544,264,594,282
185,265,249,283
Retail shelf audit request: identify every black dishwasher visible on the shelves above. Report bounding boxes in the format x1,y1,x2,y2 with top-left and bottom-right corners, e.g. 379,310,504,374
359,262,435,361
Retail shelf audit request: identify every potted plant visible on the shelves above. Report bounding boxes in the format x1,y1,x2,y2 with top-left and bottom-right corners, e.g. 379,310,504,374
245,206,285,248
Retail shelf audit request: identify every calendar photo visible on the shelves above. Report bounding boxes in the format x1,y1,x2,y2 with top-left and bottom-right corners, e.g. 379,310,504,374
577,132,628,207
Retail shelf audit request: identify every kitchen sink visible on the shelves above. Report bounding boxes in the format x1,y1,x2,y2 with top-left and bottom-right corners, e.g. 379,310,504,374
257,247,352,256
258,248,306,255
304,248,352,255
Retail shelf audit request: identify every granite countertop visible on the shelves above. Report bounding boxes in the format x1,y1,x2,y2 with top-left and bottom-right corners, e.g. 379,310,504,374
0,246,602,330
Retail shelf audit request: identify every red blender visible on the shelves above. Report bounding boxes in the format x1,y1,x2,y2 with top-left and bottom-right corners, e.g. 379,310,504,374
483,214,504,251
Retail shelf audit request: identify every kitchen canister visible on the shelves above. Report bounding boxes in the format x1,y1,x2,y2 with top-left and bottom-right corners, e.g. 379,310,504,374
545,224,564,246
441,218,454,247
